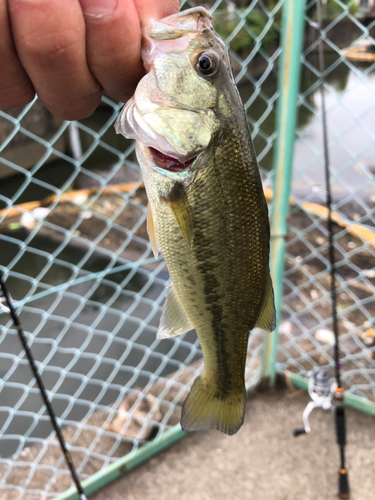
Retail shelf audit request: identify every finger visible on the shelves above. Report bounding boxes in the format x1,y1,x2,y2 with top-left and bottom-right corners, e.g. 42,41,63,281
78,0,144,103
0,0,35,108
7,0,102,120
78,0,180,104
133,0,180,26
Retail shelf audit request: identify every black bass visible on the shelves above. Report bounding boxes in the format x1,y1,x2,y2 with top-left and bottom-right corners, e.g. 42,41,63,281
115,6,276,435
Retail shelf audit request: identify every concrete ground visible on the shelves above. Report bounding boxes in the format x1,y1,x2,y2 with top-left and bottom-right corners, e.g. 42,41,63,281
91,388,375,500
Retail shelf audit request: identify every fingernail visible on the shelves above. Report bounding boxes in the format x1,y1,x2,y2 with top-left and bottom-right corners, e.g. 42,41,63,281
79,0,118,18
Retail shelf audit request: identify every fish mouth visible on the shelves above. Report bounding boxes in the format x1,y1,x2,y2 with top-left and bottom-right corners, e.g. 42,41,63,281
149,147,197,173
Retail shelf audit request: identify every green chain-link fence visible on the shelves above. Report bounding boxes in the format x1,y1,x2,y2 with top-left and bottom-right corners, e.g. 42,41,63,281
0,0,374,498
277,0,375,405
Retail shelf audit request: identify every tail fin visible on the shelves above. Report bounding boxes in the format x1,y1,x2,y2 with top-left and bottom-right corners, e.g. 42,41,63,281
180,376,245,435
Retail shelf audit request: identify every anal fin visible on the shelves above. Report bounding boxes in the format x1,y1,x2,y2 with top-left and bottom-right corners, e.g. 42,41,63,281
157,284,194,339
255,272,276,332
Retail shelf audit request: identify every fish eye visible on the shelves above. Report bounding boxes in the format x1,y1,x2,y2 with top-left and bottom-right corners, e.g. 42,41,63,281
195,52,218,77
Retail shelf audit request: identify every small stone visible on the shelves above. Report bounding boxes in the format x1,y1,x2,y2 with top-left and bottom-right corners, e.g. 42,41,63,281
279,321,293,335
71,193,88,205
32,207,49,219
362,334,374,347
365,328,375,339
359,329,375,346
315,328,335,345
20,212,36,229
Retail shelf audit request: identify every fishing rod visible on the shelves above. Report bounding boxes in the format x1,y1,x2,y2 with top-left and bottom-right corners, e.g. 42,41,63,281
316,0,349,495
293,0,349,498
0,272,87,500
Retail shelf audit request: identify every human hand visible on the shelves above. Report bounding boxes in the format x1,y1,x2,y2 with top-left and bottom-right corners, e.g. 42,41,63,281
0,0,179,120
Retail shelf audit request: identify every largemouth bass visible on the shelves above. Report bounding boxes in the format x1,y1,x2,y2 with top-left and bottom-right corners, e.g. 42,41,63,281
115,6,276,435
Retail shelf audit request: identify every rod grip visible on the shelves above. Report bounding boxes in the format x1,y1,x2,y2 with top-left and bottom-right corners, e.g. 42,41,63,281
293,428,306,437
339,469,350,499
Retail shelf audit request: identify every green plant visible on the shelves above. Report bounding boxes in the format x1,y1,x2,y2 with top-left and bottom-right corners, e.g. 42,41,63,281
213,7,279,54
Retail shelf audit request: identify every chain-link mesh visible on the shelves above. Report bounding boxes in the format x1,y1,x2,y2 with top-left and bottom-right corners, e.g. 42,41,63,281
278,0,375,401
0,0,374,498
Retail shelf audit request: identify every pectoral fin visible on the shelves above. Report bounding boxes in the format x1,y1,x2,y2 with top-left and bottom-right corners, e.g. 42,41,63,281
147,203,159,259
255,273,276,332
162,182,194,247
157,284,194,339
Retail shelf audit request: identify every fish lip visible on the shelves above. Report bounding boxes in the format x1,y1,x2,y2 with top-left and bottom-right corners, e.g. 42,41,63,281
148,147,198,173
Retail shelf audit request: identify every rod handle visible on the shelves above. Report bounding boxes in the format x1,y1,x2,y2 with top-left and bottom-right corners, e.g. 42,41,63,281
339,468,350,499
293,428,306,437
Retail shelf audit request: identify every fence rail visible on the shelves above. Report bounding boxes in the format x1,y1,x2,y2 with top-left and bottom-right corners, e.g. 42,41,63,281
1,1,375,498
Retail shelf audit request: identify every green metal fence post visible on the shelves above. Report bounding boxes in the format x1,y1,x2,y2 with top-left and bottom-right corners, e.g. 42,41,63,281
262,0,307,386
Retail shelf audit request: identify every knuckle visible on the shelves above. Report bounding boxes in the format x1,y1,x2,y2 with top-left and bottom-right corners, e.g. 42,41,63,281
44,91,102,121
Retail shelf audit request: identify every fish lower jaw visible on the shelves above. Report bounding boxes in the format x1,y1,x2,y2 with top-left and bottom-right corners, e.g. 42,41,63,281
148,147,197,173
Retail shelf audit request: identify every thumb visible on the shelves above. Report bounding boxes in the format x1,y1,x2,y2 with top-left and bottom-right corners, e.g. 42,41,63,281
133,0,180,26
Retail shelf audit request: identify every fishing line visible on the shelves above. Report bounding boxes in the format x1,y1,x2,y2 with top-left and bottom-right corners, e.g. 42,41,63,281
0,272,87,500
316,0,349,496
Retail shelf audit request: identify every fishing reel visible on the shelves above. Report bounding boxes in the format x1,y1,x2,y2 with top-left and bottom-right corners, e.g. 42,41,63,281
293,370,336,436
292,369,350,498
